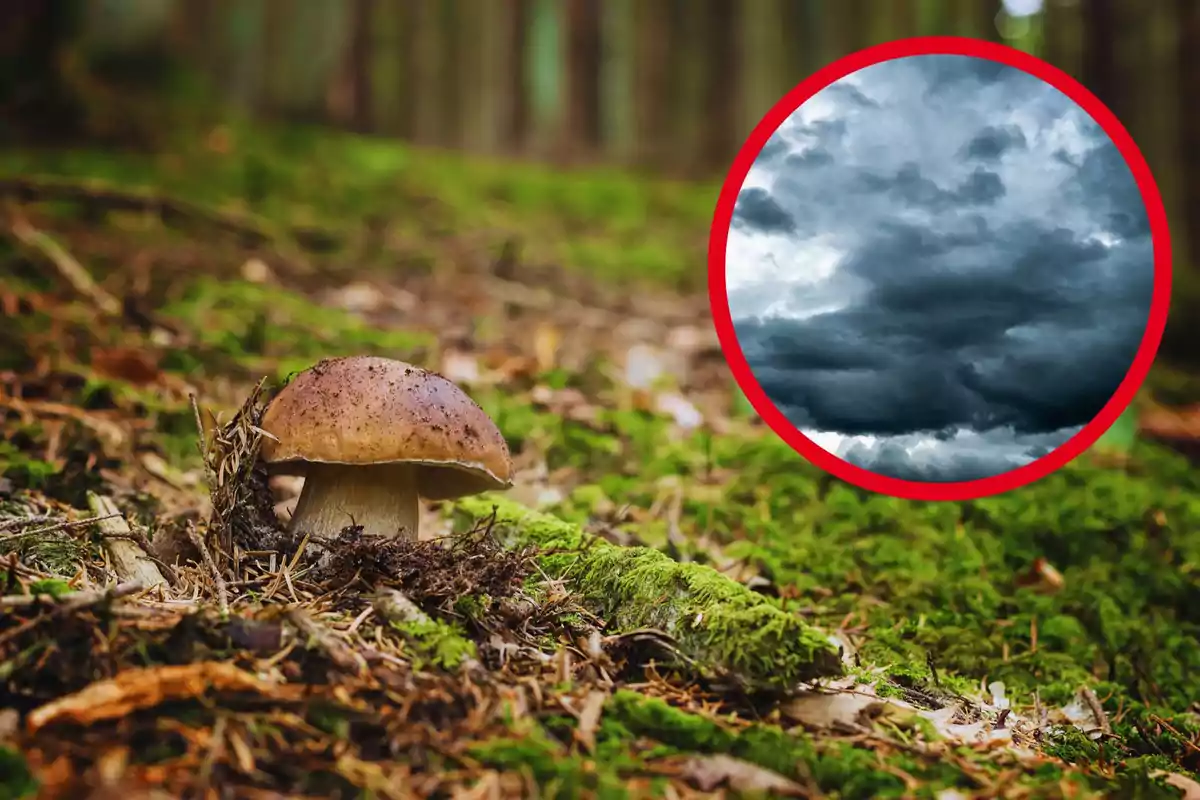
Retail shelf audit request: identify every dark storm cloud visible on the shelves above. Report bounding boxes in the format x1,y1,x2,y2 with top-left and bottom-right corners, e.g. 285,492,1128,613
731,186,795,234
784,148,835,169
755,136,790,165
912,53,1026,96
962,124,1028,161
727,56,1154,481
852,164,1006,211
734,219,1151,439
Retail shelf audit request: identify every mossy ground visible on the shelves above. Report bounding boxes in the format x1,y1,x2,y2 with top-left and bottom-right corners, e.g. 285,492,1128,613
2,125,1199,798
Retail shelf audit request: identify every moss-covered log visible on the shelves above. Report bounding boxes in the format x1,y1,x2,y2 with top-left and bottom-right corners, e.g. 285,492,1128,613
454,495,844,689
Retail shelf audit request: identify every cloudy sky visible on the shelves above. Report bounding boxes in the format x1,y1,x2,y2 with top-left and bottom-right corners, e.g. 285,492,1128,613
727,55,1154,482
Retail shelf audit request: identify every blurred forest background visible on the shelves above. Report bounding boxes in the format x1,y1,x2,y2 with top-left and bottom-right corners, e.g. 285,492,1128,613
1,0,1195,357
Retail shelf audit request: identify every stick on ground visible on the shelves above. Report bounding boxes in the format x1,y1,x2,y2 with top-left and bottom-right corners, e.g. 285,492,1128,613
9,216,122,316
87,492,168,590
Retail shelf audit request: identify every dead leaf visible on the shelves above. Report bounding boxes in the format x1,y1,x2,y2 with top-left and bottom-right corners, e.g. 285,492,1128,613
781,688,894,729
1153,771,1200,800
654,391,703,430
623,343,666,391
89,346,161,386
680,754,808,796
1140,402,1200,440
27,662,290,732
534,322,560,373
440,350,483,385
328,281,386,314
572,690,608,753
139,451,199,489
240,257,275,285
205,125,233,154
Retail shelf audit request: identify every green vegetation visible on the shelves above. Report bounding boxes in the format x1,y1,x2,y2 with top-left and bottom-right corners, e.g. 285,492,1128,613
0,746,37,800
386,615,477,671
455,495,843,688
0,124,715,290
3,124,1199,796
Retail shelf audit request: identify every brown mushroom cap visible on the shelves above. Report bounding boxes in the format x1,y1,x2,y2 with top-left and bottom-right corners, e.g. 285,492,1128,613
260,356,512,499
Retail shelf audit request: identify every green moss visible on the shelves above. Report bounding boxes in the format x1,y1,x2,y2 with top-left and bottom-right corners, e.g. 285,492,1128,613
454,496,842,689
469,717,637,799
159,277,433,380
26,578,73,598
602,690,985,799
0,509,87,577
0,746,37,800
389,616,477,671
0,123,713,290
0,442,56,491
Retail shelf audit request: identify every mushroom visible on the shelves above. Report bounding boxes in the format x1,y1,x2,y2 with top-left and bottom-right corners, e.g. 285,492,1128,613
258,355,512,541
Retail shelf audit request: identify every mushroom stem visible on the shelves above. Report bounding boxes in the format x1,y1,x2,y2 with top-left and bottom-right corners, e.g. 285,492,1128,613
288,462,420,541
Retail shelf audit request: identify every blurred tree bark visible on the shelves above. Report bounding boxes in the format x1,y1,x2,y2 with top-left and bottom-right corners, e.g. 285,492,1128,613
699,0,739,172
1080,0,1126,123
634,0,672,167
1179,0,1200,266
601,0,636,162
350,0,374,132
566,0,603,157
0,0,85,143
330,0,374,131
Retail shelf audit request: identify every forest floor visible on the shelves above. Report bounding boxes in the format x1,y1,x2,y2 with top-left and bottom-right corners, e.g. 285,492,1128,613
1,124,1199,799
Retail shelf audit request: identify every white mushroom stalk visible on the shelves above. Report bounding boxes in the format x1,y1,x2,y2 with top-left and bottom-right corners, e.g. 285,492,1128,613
257,356,514,547
287,462,420,540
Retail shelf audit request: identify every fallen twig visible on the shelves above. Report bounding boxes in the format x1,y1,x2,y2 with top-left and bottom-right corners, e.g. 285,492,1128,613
0,511,121,546
188,522,230,617
1081,686,1112,736
87,492,167,590
25,660,295,733
1,175,276,246
0,580,143,647
0,582,140,609
373,587,433,627
0,174,337,263
9,214,122,315
285,607,367,674
0,514,52,533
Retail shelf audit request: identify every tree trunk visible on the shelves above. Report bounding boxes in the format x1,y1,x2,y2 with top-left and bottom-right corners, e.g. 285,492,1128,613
566,0,603,160
0,0,86,143
634,0,672,167
700,0,739,174
1081,0,1124,123
1178,0,1200,265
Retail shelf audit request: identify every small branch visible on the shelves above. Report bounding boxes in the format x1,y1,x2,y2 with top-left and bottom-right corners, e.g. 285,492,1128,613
1080,686,1112,736
0,515,52,533
86,493,167,590
0,581,143,647
372,588,433,627
1,176,277,246
0,175,337,264
9,215,121,316
285,608,367,674
0,581,141,610
188,523,230,618
0,512,121,546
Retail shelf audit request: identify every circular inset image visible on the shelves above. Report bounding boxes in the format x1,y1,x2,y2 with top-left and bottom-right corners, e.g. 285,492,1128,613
709,37,1171,501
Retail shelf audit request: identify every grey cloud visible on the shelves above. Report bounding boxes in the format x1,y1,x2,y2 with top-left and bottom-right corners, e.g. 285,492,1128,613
728,54,1154,482
823,82,879,109
962,124,1028,161
732,187,795,234
838,427,1078,482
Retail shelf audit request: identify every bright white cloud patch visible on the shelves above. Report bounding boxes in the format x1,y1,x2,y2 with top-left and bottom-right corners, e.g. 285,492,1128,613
727,54,1153,482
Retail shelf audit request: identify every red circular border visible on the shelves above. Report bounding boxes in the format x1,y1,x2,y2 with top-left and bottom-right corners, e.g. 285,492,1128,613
708,36,1172,502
